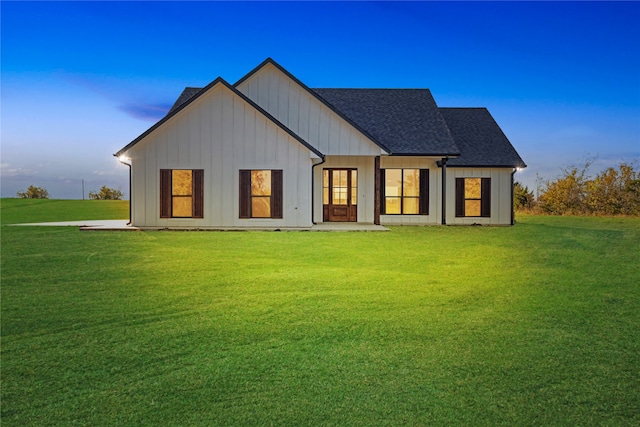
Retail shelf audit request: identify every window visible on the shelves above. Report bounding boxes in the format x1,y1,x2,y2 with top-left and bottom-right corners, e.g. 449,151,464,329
456,177,491,217
323,169,357,206
239,170,283,219
380,169,429,215
160,169,204,218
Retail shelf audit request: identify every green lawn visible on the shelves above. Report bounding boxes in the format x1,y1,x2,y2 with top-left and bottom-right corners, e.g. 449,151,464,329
1,200,639,426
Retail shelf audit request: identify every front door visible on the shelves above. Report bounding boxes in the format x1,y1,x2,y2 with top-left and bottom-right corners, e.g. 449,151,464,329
323,169,357,222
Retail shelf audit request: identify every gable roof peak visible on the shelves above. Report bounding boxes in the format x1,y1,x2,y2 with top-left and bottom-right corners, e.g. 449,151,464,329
115,75,323,158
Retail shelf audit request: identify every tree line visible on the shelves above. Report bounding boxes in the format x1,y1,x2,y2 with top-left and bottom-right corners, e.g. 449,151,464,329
16,185,123,200
515,161,640,216
15,162,640,216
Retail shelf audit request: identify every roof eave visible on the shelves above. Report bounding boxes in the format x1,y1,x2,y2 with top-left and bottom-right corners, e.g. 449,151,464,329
389,152,461,157
445,163,527,168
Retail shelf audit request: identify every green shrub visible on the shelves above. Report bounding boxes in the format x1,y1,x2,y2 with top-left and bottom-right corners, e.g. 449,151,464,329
88,185,124,200
16,185,49,199
539,160,639,216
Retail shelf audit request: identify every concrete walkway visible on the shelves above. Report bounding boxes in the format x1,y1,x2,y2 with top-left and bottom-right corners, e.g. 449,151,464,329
310,223,388,232
11,220,139,231
10,220,387,232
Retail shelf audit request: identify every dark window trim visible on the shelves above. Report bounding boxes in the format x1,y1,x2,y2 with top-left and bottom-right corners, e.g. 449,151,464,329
455,177,491,218
322,168,358,206
380,168,429,215
160,169,204,219
239,169,283,219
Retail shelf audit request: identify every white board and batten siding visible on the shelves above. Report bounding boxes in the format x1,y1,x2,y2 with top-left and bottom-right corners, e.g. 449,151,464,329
446,168,513,225
236,63,384,157
127,83,314,228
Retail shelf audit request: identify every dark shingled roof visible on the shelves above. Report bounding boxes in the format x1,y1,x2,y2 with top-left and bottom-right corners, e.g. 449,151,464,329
313,89,459,156
438,108,526,168
168,87,202,114
155,81,525,167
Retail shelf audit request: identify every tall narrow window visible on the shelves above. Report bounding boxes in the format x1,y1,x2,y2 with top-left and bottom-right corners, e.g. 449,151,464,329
172,170,193,217
160,169,204,218
323,170,330,205
456,177,491,217
239,170,283,219
333,170,348,205
251,170,271,218
351,170,358,206
381,169,429,215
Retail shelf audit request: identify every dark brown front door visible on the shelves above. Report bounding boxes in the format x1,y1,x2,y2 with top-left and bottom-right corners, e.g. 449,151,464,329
323,169,357,222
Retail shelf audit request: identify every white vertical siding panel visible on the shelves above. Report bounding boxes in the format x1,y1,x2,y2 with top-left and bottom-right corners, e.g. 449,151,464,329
278,79,289,126
340,124,350,155
189,105,201,166
276,120,288,172
298,92,310,142
144,139,157,225
150,131,166,226
131,160,143,225
495,168,513,225
199,97,213,220
312,164,322,223
178,114,190,166
360,158,374,223
268,68,280,116
252,110,263,167
261,119,278,164
296,148,309,226
309,103,320,152
328,119,339,155
287,130,300,224
158,127,169,167
166,121,178,168
248,77,258,103
233,97,245,165
128,145,141,225
353,129,363,156
211,93,224,224
245,108,257,167
318,107,329,153
256,72,269,111
288,86,300,132
431,168,439,225
491,169,500,225
221,90,235,225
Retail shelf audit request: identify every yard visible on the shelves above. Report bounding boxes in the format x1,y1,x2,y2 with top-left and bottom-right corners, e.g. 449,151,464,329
1,199,639,426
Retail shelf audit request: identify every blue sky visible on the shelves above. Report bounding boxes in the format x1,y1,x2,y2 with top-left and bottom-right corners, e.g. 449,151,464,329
2,1,639,199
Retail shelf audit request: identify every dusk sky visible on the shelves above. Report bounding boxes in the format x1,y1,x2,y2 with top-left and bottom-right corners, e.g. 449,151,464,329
2,1,639,199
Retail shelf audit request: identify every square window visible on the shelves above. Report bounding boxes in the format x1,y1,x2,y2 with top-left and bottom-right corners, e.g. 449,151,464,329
240,170,282,219
383,169,423,215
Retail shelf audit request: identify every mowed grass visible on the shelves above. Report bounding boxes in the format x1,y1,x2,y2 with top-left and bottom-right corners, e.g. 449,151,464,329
1,200,639,426
0,198,129,224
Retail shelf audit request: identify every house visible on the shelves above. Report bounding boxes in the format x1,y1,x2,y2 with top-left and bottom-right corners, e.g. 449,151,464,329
115,58,526,229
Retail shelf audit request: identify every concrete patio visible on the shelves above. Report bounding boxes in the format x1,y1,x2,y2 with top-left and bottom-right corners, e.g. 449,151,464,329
11,220,388,232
